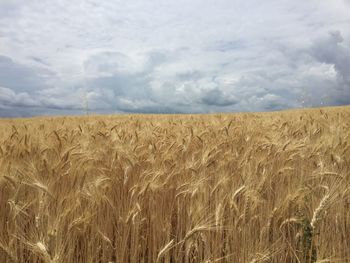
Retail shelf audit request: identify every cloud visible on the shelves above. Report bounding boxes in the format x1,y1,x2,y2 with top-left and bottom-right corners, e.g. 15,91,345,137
0,0,350,116
84,52,146,77
308,31,350,105
310,31,350,79
0,86,38,107
0,55,85,116
201,89,238,107
0,56,53,92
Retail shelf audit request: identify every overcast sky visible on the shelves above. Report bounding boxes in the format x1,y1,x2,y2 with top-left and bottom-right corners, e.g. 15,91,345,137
0,0,350,116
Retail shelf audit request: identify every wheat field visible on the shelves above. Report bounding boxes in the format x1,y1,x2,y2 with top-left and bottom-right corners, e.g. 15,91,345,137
0,106,349,263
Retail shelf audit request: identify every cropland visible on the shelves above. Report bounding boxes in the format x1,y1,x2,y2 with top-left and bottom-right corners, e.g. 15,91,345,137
0,106,349,262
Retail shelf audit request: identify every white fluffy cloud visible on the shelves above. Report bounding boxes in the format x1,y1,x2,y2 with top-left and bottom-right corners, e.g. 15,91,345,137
0,0,350,116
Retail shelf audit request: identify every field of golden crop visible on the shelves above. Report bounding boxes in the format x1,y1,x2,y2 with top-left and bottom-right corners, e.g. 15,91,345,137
0,106,349,263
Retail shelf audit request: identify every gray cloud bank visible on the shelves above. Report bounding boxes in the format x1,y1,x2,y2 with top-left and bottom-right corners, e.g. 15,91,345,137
0,0,350,117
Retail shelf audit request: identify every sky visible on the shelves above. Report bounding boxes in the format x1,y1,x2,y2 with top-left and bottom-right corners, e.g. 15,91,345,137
0,0,350,116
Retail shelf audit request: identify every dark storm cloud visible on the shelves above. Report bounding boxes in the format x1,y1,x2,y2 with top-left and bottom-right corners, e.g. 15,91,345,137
0,56,52,92
311,31,350,81
309,31,350,106
201,88,238,106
